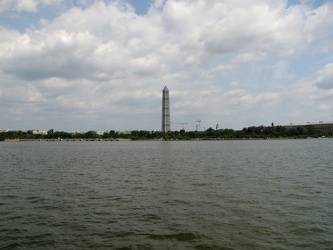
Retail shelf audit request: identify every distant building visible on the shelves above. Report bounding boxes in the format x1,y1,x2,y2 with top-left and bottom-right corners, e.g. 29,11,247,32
30,130,48,135
0,129,13,132
117,130,131,135
161,85,170,132
284,121,333,133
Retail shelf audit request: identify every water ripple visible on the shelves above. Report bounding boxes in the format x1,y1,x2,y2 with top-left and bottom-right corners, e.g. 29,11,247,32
1,140,333,249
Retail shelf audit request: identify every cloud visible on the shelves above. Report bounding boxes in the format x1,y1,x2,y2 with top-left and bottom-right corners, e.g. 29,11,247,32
2,0,332,81
2,30,100,80
231,52,266,64
315,63,333,89
0,0,60,13
0,0,333,131
1,1,172,81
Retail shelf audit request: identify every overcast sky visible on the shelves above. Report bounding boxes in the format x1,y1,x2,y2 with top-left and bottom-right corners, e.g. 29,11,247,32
1,0,333,132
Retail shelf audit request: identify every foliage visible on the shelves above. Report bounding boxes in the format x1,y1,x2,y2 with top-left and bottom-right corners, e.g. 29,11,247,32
1,126,332,141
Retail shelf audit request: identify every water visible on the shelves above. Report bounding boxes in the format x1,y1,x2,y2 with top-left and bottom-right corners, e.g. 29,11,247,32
0,139,332,249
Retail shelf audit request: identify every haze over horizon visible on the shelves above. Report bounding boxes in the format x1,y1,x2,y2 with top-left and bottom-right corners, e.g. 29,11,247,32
1,0,333,132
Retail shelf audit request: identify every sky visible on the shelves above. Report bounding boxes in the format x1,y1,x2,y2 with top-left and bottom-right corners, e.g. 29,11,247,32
1,0,333,132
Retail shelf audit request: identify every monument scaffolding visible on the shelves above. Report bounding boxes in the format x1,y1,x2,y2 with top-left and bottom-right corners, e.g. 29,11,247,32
161,86,170,132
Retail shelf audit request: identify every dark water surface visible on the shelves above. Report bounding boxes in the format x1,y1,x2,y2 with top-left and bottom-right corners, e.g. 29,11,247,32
1,140,332,249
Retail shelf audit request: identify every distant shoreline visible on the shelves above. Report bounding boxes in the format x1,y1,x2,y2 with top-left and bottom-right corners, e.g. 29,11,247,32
3,138,130,142
3,137,331,142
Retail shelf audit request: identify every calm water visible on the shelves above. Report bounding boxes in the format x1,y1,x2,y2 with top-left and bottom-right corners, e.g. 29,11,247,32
0,139,332,249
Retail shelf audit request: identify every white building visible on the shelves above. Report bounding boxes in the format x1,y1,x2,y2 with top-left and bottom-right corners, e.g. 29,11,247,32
31,130,48,135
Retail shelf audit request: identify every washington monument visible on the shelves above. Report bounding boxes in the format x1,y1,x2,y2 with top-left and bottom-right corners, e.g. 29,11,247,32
161,86,170,132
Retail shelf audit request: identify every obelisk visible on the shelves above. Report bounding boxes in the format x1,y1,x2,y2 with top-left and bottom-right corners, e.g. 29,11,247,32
161,86,170,132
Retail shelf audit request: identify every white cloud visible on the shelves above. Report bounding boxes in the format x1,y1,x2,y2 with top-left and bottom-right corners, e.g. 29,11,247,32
0,0,59,13
315,63,333,89
2,0,331,81
0,0,333,131
231,52,266,64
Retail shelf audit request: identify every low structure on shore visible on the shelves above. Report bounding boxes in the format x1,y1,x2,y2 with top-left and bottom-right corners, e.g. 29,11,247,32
284,121,333,133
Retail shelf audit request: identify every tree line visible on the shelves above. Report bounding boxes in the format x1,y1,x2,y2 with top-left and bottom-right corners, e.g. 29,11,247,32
1,126,332,141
